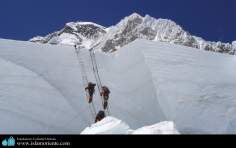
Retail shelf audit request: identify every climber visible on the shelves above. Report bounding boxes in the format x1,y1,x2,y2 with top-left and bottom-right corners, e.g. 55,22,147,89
74,44,79,49
100,86,110,109
95,110,106,123
85,82,96,103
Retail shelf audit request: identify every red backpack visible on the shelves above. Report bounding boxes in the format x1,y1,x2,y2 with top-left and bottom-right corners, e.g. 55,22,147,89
102,86,110,95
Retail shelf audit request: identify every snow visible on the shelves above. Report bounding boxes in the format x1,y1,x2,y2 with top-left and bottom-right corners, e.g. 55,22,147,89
233,41,236,48
81,117,131,134
29,36,46,43
122,39,236,134
65,21,106,32
0,38,165,134
81,116,179,134
0,55,77,134
65,22,78,31
132,121,179,134
76,22,106,29
30,13,235,55
48,33,79,46
1,38,236,134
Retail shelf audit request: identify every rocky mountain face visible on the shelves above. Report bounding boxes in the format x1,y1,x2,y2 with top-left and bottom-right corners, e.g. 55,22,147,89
30,13,236,55
30,22,106,48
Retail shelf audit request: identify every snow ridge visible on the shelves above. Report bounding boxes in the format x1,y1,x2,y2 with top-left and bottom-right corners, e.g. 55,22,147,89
81,116,179,134
30,13,236,54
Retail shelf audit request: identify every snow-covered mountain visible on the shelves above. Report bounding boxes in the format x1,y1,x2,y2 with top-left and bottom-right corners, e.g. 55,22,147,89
233,41,236,48
30,13,236,54
30,22,107,48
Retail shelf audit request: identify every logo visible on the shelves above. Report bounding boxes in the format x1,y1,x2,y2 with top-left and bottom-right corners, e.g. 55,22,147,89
2,136,15,147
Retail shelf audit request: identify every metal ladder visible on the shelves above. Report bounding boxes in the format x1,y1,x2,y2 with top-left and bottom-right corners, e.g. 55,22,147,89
74,47,97,120
89,49,111,115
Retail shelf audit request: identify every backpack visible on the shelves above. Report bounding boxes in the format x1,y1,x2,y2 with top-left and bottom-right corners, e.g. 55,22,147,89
95,111,106,122
88,82,96,88
102,86,110,95
87,82,96,92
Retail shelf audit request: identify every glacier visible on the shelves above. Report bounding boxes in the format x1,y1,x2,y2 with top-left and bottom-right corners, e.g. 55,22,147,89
1,38,236,134
0,38,165,134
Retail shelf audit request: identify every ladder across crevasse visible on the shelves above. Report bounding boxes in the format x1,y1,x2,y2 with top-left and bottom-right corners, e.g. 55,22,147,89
74,46,97,120
89,48,111,115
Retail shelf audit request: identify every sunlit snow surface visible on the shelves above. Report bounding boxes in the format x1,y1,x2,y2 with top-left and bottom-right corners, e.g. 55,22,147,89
0,39,165,134
81,116,179,134
1,38,236,134
127,40,236,134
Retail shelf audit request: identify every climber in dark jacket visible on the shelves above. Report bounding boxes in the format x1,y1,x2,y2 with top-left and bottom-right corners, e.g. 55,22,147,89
95,110,106,123
85,82,96,103
100,86,110,109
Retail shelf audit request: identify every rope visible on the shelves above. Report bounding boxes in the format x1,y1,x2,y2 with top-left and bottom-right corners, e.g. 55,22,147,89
89,51,104,105
91,51,111,115
74,46,97,120
89,48,111,115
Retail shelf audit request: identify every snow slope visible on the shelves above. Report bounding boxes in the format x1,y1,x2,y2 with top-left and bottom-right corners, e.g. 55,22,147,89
0,39,165,134
122,40,236,134
81,116,179,134
233,41,236,48
132,121,179,134
81,117,131,134
0,59,82,134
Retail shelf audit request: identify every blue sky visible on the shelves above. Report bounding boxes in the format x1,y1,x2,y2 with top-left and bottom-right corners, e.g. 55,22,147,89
0,0,235,42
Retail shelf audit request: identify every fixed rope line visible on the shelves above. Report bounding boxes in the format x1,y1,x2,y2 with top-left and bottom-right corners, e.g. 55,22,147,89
74,46,97,120
89,48,111,115
91,50,111,115
75,47,97,118
89,51,104,108
75,47,95,119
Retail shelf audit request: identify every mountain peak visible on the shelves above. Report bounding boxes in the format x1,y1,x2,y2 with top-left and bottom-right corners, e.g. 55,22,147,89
233,41,236,48
30,14,236,55
128,12,143,19
66,21,106,30
116,12,144,28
